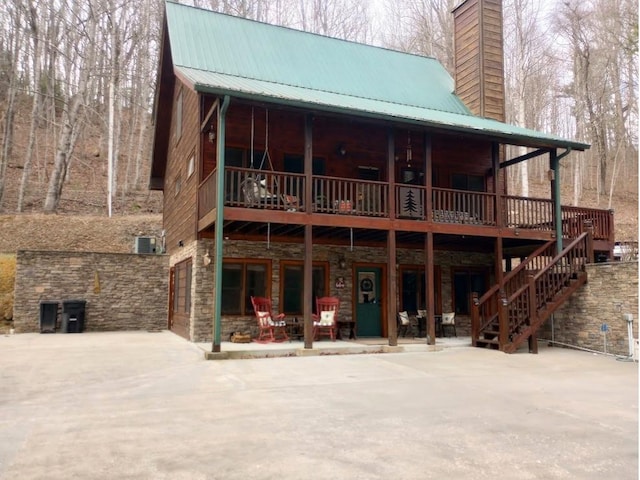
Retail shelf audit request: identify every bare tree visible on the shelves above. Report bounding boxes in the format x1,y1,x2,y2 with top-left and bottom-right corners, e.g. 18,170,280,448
17,0,44,212
0,2,24,208
44,3,97,213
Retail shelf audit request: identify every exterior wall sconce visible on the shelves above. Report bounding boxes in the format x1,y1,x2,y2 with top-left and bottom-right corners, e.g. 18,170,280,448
208,125,216,143
203,250,211,266
178,240,184,248
336,144,347,157
338,255,346,269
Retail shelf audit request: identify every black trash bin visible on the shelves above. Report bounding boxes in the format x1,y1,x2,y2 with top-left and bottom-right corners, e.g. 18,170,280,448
39,301,59,333
62,300,86,333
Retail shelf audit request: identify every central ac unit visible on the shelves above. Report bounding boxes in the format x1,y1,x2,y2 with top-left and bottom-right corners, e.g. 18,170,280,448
134,236,157,254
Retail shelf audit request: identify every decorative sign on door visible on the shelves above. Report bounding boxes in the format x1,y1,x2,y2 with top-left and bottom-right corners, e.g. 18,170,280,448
358,271,376,304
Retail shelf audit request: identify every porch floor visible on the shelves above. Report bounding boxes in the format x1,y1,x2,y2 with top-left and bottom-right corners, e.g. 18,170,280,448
197,336,471,359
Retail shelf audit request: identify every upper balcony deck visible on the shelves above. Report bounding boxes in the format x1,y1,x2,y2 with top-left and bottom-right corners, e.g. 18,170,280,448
198,167,614,248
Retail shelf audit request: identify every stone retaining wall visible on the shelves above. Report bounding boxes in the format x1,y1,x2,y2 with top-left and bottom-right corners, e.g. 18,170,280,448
13,250,169,333
539,261,638,356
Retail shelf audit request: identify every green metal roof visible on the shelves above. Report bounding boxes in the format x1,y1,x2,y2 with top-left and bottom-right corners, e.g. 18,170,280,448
164,1,590,151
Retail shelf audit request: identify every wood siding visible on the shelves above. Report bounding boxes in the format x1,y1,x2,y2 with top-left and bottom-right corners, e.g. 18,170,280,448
163,81,200,254
454,0,505,121
204,102,491,185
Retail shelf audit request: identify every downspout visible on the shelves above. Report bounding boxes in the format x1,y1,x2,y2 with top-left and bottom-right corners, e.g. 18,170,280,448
552,147,572,254
212,95,230,353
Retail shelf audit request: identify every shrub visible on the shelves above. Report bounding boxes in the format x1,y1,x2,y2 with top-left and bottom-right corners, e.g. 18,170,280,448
0,255,16,320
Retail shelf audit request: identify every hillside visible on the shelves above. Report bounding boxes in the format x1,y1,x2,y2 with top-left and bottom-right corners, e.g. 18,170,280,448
0,214,163,254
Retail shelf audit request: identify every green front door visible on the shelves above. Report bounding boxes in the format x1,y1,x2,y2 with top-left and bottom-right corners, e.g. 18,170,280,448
355,266,382,337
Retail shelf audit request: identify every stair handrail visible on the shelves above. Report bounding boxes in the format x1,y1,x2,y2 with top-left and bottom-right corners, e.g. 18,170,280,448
472,240,555,342
503,231,591,352
531,231,590,284
475,240,555,307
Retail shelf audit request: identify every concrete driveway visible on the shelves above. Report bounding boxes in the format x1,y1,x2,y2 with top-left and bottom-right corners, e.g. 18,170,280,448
0,331,637,480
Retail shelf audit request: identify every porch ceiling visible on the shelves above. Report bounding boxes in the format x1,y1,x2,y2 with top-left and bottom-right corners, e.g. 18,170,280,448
218,222,544,255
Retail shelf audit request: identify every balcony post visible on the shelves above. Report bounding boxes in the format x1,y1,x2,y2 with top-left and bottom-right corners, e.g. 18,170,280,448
303,114,314,349
471,292,479,347
492,142,503,228
425,231,436,345
387,128,395,220
498,290,509,352
211,95,230,353
424,132,433,219
550,149,563,253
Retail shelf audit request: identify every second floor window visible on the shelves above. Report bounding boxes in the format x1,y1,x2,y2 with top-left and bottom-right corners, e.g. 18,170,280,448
452,173,485,192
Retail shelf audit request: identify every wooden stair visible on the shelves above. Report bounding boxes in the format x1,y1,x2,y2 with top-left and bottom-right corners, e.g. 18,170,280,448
472,232,594,354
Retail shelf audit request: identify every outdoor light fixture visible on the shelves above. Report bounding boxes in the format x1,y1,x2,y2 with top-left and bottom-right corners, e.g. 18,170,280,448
406,130,412,167
336,144,347,157
338,255,346,269
208,125,216,143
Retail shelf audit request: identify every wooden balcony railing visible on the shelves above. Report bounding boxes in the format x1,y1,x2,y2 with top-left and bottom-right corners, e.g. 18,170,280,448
198,168,218,220
505,196,614,241
432,188,496,226
224,167,306,212
197,168,613,242
313,175,388,216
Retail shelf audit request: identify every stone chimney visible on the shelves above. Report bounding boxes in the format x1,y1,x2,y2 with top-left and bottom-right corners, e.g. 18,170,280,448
453,0,505,122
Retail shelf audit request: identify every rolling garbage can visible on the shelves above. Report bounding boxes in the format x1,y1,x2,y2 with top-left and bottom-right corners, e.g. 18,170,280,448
62,300,86,333
39,301,59,333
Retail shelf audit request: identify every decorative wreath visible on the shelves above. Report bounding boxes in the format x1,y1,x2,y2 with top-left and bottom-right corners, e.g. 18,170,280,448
360,278,374,292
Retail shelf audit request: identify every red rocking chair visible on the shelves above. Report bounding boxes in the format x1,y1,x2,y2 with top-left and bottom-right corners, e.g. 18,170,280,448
250,296,289,343
312,296,339,341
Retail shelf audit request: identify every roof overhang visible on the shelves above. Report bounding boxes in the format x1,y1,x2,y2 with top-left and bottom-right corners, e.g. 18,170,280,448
180,67,590,152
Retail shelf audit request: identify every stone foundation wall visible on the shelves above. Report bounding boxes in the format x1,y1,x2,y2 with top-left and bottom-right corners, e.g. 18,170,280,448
539,261,638,356
13,250,168,333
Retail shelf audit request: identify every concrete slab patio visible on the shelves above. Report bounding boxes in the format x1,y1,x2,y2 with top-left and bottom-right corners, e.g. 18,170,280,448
0,331,637,480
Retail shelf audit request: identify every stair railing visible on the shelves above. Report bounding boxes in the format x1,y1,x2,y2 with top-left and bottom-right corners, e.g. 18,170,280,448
471,240,555,347
504,231,591,352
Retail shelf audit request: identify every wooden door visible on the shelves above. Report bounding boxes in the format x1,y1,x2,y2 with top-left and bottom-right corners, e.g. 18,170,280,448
355,266,383,337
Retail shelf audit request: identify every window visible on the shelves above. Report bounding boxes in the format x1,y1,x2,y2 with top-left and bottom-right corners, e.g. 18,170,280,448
280,261,328,315
225,147,268,169
452,268,488,315
187,154,195,178
452,173,485,192
174,174,182,196
221,260,270,315
399,265,441,313
173,259,192,314
282,154,326,175
357,166,380,181
174,89,183,142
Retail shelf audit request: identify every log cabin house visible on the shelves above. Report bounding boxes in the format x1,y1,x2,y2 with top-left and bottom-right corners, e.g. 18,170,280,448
151,0,615,353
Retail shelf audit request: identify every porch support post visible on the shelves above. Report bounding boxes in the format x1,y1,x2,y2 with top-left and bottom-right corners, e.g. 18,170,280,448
494,237,503,286
550,149,563,253
388,128,396,220
424,132,432,216
303,114,314,349
492,142,502,228
387,128,397,346
425,231,435,345
211,95,230,353
387,231,397,346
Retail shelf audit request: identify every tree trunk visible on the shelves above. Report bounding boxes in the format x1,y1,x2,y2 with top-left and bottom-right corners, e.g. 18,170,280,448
18,2,43,212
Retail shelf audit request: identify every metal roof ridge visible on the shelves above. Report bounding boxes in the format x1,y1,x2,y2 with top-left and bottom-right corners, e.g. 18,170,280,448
177,64,473,119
